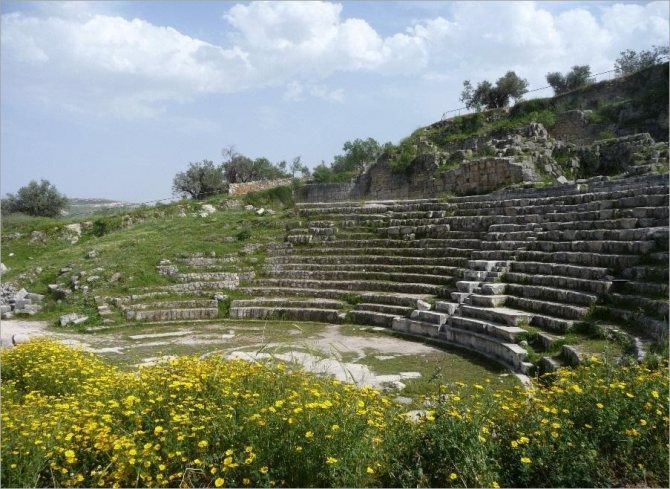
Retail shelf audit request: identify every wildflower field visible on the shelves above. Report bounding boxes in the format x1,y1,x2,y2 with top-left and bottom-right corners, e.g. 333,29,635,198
2,339,668,488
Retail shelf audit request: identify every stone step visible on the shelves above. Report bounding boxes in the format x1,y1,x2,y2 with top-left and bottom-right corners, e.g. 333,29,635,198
298,238,481,250
608,293,669,318
525,240,658,255
449,316,527,342
439,326,529,372
470,250,518,261
280,246,473,258
251,279,446,296
459,305,532,327
538,226,668,243
504,272,611,295
480,283,506,295
531,314,574,334
509,261,609,281
265,263,462,277
515,250,640,269
485,230,538,241
240,287,429,308
468,260,510,271
435,301,458,314
266,254,469,267
229,307,341,323
135,280,248,294
621,281,669,297
467,294,508,307
451,185,668,210
540,218,643,231
392,318,441,338
593,306,667,341
456,281,481,293
505,296,588,320
356,303,414,316
230,298,344,309
620,266,669,282
410,310,449,325
295,197,442,208
127,308,219,322
126,299,218,310
348,310,399,328
505,283,597,307
174,272,255,283
263,270,454,286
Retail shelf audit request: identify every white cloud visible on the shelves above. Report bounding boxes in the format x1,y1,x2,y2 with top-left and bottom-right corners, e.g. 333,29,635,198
283,81,344,103
1,1,668,119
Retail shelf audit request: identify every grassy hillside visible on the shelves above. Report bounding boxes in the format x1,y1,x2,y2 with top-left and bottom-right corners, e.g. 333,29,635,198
1,191,288,324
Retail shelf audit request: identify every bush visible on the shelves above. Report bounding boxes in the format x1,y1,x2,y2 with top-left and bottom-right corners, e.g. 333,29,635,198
4,180,68,217
2,341,668,488
242,186,294,210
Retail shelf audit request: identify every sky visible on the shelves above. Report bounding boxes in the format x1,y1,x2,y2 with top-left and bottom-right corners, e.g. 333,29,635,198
1,1,668,202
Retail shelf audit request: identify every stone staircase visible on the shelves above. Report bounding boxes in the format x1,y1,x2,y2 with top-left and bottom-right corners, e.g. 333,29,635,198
235,173,669,374
109,253,254,324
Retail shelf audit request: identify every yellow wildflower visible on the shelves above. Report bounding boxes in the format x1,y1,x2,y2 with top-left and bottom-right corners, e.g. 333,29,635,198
215,478,225,487
520,457,532,464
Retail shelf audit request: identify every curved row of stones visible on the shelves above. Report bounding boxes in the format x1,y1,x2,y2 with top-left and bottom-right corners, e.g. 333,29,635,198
232,173,668,375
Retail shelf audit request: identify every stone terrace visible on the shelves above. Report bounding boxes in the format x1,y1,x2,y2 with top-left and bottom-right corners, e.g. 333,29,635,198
234,173,669,374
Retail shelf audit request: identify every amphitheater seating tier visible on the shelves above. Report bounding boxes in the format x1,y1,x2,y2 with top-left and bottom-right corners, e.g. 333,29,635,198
233,174,669,374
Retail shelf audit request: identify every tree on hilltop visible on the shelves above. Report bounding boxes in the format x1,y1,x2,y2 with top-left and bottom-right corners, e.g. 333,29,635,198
172,160,227,200
460,71,529,111
331,138,382,174
4,179,68,217
546,65,593,95
615,45,669,77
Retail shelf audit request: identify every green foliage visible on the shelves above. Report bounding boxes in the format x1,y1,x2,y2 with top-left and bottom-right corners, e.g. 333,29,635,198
615,45,669,77
4,179,68,217
331,138,382,174
235,227,252,241
546,65,593,95
311,164,357,183
242,186,294,210
386,138,418,174
461,71,529,111
172,160,228,200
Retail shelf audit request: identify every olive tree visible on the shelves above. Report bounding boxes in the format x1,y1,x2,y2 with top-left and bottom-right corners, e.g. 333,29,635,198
546,65,592,95
460,71,529,111
4,179,68,217
172,160,228,199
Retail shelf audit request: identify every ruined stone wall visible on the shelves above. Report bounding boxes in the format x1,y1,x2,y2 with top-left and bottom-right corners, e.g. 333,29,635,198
229,178,293,197
294,182,356,203
294,157,533,202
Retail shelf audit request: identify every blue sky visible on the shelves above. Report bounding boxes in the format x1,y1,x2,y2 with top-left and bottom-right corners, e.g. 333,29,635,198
1,1,668,202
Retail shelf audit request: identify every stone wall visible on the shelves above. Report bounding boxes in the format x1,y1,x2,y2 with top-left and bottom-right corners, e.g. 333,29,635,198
550,110,599,144
294,182,357,203
294,156,535,202
229,178,293,197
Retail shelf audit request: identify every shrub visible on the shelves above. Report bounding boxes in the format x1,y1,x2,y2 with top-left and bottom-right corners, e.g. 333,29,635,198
4,180,68,217
242,186,294,210
2,341,668,488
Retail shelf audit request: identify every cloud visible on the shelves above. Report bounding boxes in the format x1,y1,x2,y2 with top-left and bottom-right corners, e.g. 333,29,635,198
1,1,668,118
283,81,344,103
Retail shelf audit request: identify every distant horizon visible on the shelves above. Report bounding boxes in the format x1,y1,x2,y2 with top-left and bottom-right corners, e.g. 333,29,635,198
2,1,668,202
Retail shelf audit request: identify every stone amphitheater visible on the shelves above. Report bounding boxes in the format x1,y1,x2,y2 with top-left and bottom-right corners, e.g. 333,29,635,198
97,65,669,380
106,171,669,380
